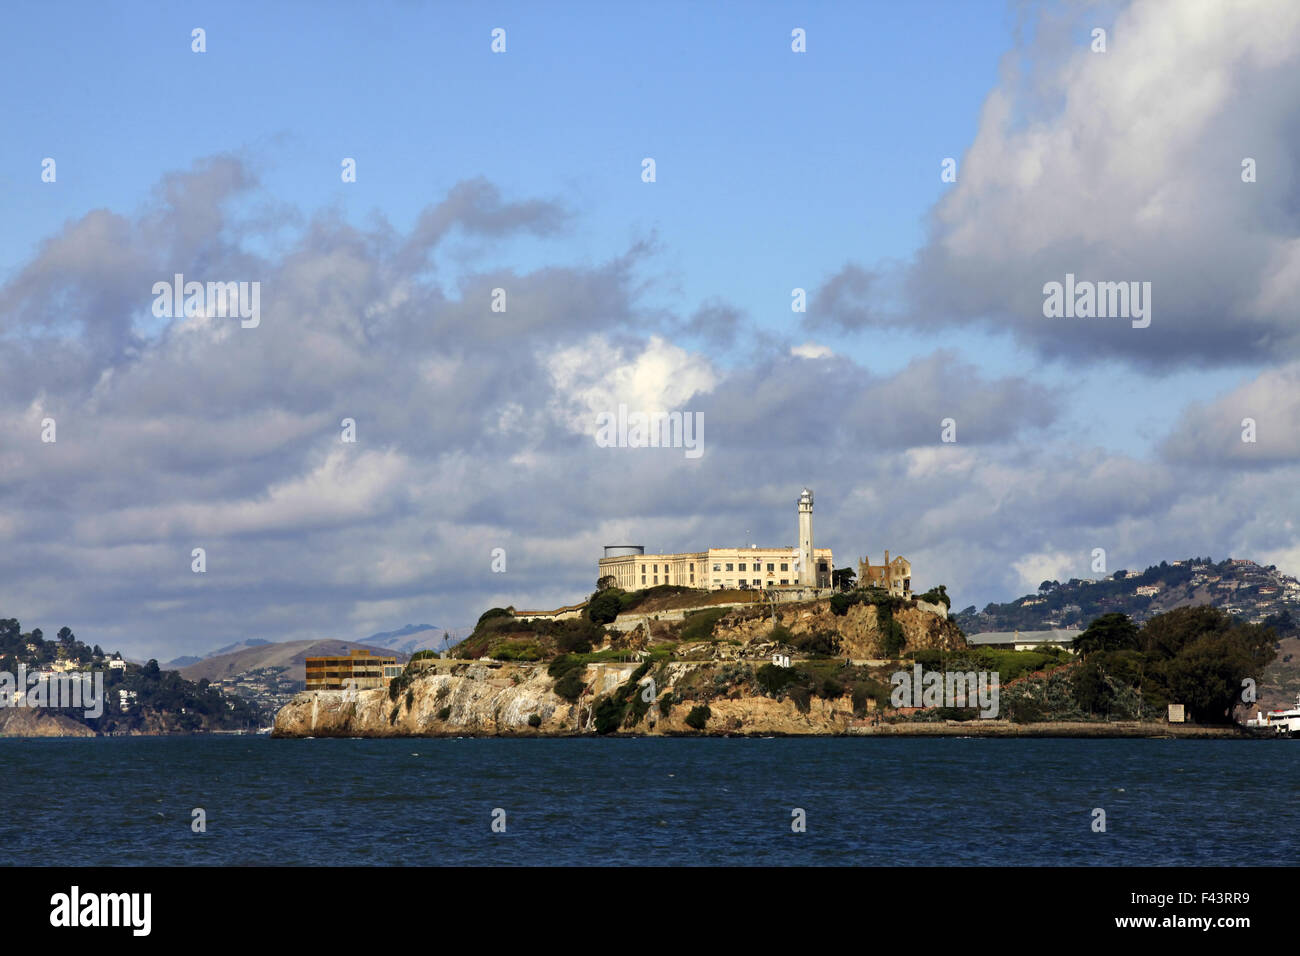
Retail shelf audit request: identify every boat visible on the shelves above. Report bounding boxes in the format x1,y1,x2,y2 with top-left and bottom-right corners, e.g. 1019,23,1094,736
1245,694,1300,735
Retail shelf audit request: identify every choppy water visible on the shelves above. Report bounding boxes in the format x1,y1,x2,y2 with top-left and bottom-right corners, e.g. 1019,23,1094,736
2,736,1294,865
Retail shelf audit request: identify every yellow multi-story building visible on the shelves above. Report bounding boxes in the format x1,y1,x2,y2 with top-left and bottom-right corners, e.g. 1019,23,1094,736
597,489,833,592
304,648,399,691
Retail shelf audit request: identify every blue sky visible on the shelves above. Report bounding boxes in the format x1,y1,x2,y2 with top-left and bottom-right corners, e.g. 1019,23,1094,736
1,0,1297,659
1,1,1250,452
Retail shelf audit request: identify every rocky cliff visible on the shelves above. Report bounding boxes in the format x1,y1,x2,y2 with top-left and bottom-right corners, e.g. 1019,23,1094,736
0,708,98,737
271,659,874,737
709,600,964,658
272,594,967,738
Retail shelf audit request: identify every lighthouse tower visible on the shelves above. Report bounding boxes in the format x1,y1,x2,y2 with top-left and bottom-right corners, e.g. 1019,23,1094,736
797,488,815,586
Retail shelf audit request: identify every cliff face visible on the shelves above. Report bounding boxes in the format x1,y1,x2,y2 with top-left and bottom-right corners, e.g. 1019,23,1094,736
709,600,965,658
0,709,97,738
272,596,965,738
274,662,583,737
273,659,875,737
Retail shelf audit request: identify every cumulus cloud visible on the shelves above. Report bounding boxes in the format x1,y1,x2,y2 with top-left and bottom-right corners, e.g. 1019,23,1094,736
1161,361,1300,465
824,0,1300,367
790,342,834,359
4,139,1298,661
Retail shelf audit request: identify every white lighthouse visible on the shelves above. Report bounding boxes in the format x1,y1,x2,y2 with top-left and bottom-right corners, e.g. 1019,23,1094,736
797,488,815,586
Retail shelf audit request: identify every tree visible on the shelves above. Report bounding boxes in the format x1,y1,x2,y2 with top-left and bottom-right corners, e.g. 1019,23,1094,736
1139,607,1276,723
57,627,74,646
917,584,951,609
1161,633,1261,723
685,705,711,730
1075,613,1140,655
586,589,623,625
1072,661,1113,715
1141,606,1235,660
832,567,857,592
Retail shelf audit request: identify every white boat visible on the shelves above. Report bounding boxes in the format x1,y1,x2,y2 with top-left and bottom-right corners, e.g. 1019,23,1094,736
1246,694,1300,734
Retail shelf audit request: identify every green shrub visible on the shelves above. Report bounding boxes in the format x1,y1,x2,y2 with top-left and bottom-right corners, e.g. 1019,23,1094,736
594,695,626,734
553,670,586,702
820,677,845,699
591,661,654,734
830,592,858,616
555,620,599,654
658,691,674,718
586,589,624,625
1004,697,1045,723
933,706,976,721
547,654,583,678
685,704,711,730
908,649,944,668
680,607,728,642
794,631,841,657
625,688,651,727
756,663,799,695
476,607,513,627
881,618,906,658
528,713,542,727
491,640,543,661
437,706,451,720
388,666,415,701
916,585,951,610
852,679,891,715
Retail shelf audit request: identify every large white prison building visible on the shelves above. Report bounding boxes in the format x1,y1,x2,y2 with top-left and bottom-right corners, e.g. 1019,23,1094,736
598,489,833,592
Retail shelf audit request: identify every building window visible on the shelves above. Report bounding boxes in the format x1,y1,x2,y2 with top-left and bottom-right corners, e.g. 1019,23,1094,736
753,579,761,586
780,579,789,585
653,576,658,584
767,563,774,572
642,575,646,584
725,563,733,571
713,563,721,572
739,563,747,572
780,562,788,571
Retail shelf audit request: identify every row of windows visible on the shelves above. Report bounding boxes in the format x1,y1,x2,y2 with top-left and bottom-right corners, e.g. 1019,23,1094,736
643,575,698,584
713,562,789,572
641,563,695,573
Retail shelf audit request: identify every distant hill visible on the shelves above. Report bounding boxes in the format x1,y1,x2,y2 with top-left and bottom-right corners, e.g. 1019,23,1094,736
360,624,466,655
165,628,466,671
178,639,408,685
954,557,1300,713
163,637,271,670
955,557,1300,635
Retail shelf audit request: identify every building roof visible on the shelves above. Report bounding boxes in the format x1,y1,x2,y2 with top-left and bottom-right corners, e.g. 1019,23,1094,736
965,629,1083,645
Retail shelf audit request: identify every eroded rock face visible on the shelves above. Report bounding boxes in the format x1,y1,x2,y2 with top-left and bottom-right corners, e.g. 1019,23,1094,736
272,598,962,737
710,600,965,658
273,662,584,738
274,659,870,738
0,708,97,737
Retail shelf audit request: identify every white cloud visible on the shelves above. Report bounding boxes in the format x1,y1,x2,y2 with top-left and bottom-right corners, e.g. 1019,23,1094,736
790,342,833,359
545,334,717,434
